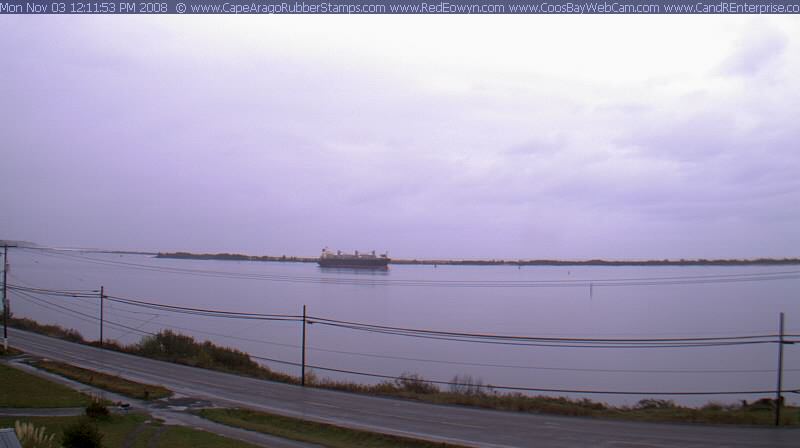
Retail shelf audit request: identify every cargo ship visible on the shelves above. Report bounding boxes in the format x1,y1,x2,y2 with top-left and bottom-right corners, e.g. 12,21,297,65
318,248,390,269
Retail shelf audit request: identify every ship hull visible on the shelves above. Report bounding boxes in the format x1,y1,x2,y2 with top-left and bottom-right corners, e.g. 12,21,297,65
318,258,390,269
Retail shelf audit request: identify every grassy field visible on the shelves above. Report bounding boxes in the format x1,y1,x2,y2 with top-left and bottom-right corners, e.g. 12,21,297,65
156,424,266,448
0,365,259,448
198,408,471,448
0,363,91,408
33,360,172,400
0,414,260,448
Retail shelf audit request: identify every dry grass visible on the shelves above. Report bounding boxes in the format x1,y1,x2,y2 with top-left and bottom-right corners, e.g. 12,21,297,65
34,360,172,400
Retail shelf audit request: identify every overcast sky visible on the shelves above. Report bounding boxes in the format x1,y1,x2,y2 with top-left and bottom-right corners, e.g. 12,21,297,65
1,16,798,259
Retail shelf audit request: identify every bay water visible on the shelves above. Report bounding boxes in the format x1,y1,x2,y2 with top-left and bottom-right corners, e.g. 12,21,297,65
8,249,799,407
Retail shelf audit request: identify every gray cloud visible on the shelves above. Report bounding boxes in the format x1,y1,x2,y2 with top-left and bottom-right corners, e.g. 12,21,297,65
719,25,788,77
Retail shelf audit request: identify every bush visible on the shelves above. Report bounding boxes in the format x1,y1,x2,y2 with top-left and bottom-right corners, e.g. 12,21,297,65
133,330,271,377
9,317,85,343
395,373,439,394
449,374,487,395
635,399,678,410
744,398,777,411
85,399,110,420
304,369,319,386
61,419,104,448
701,401,726,412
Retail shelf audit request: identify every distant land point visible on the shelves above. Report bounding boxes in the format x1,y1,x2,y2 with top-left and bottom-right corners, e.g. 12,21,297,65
155,252,800,266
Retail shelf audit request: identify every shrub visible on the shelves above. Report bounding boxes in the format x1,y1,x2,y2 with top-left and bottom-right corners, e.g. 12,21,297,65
578,398,607,411
14,421,57,448
61,419,104,448
449,374,487,395
304,369,319,386
85,399,110,420
701,401,725,412
745,398,777,411
635,399,678,410
9,317,85,343
395,373,439,394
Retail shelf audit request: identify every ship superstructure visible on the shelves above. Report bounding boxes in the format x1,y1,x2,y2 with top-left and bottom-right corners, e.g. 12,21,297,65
318,248,390,268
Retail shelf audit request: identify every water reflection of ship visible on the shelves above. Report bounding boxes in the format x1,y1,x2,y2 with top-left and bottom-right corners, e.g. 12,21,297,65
318,248,390,269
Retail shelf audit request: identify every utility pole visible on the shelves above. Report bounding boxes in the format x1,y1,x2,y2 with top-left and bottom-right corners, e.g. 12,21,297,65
2,244,17,351
775,312,785,426
301,304,307,386
99,286,105,348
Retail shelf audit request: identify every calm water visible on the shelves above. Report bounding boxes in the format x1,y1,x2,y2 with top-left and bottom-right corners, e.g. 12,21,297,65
7,248,800,407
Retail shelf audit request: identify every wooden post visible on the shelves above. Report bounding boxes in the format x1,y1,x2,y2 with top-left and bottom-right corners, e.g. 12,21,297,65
301,305,307,386
776,312,785,426
100,286,105,348
2,245,8,350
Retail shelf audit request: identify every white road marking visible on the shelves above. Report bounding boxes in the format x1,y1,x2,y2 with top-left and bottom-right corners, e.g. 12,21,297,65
607,441,682,448
304,401,342,409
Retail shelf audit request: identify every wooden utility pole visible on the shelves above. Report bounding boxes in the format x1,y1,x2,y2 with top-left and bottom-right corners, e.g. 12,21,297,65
2,245,8,350
301,304,307,386
100,286,105,348
2,245,16,351
775,312,785,426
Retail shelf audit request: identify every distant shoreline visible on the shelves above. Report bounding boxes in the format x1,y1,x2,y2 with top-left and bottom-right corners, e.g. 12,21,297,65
155,252,800,266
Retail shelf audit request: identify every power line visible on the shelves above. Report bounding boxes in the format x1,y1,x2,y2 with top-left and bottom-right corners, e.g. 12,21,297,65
6,283,300,321
251,357,800,396
105,295,301,322
8,284,101,298
11,290,154,337
310,321,779,349
11,291,101,328
11,287,799,395
10,283,791,348
10,296,796,396
246,354,800,394
303,345,799,374
306,315,780,343
100,301,301,350
56,296,795,375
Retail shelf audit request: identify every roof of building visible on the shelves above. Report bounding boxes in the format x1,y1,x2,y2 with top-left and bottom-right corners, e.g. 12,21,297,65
0,428,22,448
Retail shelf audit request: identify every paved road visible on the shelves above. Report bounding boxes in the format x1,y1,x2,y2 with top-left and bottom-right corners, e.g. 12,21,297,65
9,329,798,448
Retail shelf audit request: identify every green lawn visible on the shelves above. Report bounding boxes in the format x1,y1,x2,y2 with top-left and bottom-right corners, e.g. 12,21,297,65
156,425,264,448
0,415,141,447
33,360,172,400
0,414,261,448
1,362,259,448
0,363,91,408
199,408,470,448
